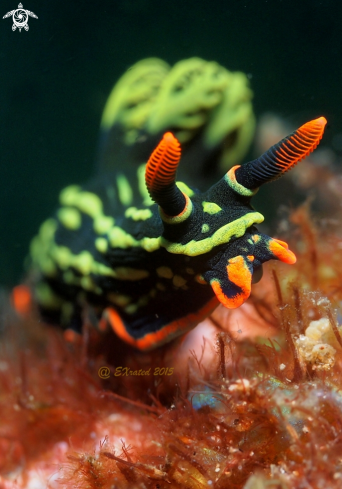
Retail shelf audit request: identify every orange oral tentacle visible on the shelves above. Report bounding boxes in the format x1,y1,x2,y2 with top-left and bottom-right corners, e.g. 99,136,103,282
211,255,252,309
268,238,296,264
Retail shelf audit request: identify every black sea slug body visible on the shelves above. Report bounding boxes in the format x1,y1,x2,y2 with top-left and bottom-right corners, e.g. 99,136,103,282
27,115,326,350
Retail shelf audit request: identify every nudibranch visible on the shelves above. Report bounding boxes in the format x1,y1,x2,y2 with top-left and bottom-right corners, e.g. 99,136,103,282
98,57,256,189
28,116,326,350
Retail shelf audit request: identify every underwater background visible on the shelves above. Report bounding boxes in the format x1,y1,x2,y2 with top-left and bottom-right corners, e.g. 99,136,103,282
4,2,342,488
1,0,342,287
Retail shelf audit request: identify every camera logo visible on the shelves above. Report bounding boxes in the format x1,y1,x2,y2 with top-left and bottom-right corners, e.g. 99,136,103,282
3,3,38,32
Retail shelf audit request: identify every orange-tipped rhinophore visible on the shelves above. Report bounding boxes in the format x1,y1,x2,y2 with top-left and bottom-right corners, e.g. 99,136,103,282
145,132,186,216
235,116,327,189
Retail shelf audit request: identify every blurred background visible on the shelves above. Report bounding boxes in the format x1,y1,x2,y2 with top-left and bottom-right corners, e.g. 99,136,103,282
1,0,342,286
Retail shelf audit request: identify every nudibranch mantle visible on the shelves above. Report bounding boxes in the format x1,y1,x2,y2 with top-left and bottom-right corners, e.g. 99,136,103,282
29,117,327,350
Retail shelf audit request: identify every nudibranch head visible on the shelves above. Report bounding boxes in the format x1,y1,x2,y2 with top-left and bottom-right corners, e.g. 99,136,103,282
145,117,326,309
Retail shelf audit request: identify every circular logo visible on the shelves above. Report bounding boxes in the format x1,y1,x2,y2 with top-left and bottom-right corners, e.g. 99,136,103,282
3,3,38,33
13,9,27,27
98,366,111,379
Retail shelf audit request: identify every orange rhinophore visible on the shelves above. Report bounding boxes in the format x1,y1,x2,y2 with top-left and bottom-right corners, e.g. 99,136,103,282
235,116,327,189
145,132,181,192
274,117,327,173
145,132,186,216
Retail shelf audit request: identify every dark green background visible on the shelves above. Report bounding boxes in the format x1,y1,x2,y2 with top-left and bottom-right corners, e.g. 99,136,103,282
1,0,341,286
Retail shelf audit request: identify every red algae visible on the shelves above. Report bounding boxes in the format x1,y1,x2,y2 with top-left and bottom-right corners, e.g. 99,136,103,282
4,152,342,487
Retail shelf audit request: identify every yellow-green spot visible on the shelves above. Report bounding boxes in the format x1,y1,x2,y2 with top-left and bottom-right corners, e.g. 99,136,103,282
156,282,166,291
113,267,149,280
95,237,108,254
140,237,160,252
186,267,195,274
108,226,138,248
60,187,104,219
39,218,58,242
57,207,82,230
107,226,160,252
63,270,77,285
124,293,151,314
125,206,153,221
176,181,194,197
201,223,210,233
59,185,81,206
30,236,42,261
52,246,72,270
80,276,93,290
74,251,94,275
60,187,118,235
173,275,187,287
107,292,131,307
202,201,222,215
51,243,150,281
40,257,57,277
117,174,133,206
80,276,102,294
93,215,114,234
76,192,103,218
30,229,58,277
137,164,154,206
91,261,119,279
157,266,173,279
125,303,138,314
162,212,264,256
35,283,63,309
